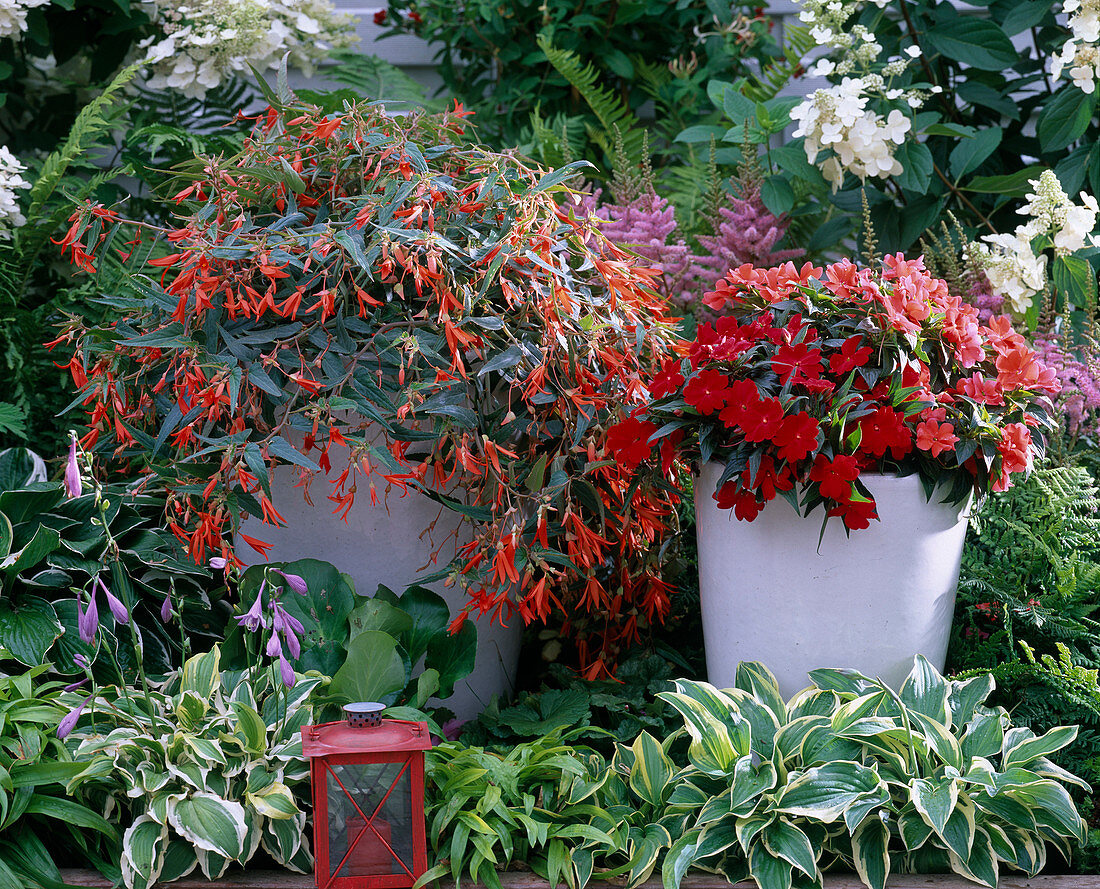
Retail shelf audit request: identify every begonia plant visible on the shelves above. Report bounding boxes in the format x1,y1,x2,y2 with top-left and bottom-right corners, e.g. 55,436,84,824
608,256,1059,531
53,89,680,674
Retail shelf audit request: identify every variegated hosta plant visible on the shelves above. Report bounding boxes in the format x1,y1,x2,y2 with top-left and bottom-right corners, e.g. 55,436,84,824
658,657,1088,889
63,646,324,889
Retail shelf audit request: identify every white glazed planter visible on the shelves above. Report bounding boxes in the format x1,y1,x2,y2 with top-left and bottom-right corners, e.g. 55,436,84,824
694,462,971,698
237,437,522,722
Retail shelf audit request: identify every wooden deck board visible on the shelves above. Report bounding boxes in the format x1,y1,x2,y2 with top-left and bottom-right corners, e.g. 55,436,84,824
56,870,1100,888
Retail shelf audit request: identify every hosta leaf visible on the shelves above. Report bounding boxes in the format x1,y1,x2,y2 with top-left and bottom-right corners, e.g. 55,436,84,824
629,731,673,807
1005,779,1086,842
1002,725,1079,770
900,655,950,727
121,815,168,889
180,648,221,700
748,841,793,889
947,827,997,888
911,777,957,839
246,780,299,820
762,819,817,878
852,817,890,889
774,761,885,822
168,793,248,861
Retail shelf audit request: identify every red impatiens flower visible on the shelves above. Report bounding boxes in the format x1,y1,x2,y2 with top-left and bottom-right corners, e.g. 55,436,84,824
808,453,860,502
828,335,874,376
606,416,658,470
998,422,1032,474
772,342,823,385
717,379,761,429
857,406,911,458
744,455,795,501
915,419,959,458
683,369,732,414
715,483,764,521
773,412,820,463
650,358,685,399
373,9,387,24
740,397,785,443
829,495,878,530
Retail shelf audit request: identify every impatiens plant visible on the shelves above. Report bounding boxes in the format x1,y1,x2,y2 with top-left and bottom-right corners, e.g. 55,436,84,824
658,657,1088,889
64,645,324,888
55,89,681,674
610,257,1059,530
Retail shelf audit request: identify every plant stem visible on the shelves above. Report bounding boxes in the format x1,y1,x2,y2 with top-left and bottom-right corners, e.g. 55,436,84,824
932,162,997,235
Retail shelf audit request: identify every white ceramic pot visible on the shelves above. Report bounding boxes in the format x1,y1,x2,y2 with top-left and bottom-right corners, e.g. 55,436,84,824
694,463,971,698
237,445,522,722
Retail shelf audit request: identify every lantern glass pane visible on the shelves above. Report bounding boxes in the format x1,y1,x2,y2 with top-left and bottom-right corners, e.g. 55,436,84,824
326,760,415,879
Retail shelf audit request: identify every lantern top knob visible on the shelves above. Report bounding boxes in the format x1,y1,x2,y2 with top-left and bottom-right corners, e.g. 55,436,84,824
344,701,385,728
300,717,431,757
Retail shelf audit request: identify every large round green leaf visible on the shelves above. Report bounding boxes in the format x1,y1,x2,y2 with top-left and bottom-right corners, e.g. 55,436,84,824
396,585,450,664
426,620,477,698
240,559,355,676
0,597,63,665
330,630,408,705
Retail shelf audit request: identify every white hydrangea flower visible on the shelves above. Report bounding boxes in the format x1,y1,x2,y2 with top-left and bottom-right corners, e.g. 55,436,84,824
0,0,49,39
790,78,911,190
970,233,1049,316
1052,0,1100,93
1020,169,1100,254
797,0,893,73
969,170,1099,316
0,146,30,238
140,0,356,100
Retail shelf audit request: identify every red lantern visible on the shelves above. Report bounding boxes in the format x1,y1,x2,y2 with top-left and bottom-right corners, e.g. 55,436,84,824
302,703,430,889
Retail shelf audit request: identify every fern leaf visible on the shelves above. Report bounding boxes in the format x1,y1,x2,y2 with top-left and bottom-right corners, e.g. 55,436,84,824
537,36,646,168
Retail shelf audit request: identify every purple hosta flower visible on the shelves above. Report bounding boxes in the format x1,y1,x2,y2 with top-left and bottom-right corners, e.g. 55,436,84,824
276,570,308,596
272,604,304,659
96,576,129,626
77,588,99,645
278,652,296,688
63,437,82,499
235,582,267,632
73,653,89,671
160,596,173,623
209,557,227,570
265,632,283,659
64,677,89,693
57,694,92,739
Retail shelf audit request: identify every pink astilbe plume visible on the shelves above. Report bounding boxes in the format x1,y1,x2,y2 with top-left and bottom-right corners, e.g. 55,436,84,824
692,175,803,291
584,187,698,308
1031,329,1100,440
966,268,1005,324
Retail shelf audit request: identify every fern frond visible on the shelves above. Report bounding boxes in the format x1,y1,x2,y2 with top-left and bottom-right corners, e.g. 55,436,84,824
23,62,140,223
743,24,816,103
537,35,646,170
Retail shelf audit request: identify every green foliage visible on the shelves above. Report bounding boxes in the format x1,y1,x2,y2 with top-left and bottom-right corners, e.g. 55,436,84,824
418,729,678,889
378,0,775,168
0,463,219,675
0,667,119,889
950,464,1100,670
0,1,151,153
658,657,1088,888
221,563,477,718
66,646,324,888
464,648,687,752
